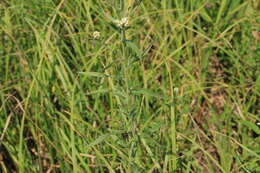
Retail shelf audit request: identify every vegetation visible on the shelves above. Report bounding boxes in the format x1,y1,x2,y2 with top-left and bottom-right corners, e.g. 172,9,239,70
0,0,259,172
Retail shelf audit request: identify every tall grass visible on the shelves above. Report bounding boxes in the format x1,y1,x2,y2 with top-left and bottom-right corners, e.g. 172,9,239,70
0,0,259,172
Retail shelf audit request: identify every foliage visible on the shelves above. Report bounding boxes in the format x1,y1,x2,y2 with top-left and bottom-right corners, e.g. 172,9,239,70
0,0,259,172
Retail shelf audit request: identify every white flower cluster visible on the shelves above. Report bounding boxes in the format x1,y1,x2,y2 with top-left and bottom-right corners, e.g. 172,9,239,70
93,31,100,39
114,17,129,28
92,17,129,40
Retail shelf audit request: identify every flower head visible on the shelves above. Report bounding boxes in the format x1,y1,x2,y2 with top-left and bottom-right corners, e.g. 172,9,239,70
114,17,129,28
93,31,100,39
173,87,179,94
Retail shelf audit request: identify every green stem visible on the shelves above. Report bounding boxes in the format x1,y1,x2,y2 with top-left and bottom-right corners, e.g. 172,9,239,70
121,28,130,112
171,105,177,170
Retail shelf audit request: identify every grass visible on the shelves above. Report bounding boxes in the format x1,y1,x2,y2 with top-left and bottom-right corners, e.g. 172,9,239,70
0,0,259,172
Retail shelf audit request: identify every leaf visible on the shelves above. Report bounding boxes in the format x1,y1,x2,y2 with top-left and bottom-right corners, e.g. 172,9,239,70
87,134,112,148
87,89,110,95
126,41,142,57
79,72,108,78
200,8,213,23
252,31,260,40
131,89,164,98
130,44,152,64
241,120,260,135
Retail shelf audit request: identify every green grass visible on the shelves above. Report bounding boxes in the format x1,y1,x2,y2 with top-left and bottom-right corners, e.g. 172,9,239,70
0,0,260,172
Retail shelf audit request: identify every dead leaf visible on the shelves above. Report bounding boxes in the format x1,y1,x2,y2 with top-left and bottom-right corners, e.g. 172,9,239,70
252,31,260,40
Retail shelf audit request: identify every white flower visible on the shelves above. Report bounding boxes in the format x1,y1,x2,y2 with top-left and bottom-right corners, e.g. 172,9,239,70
114,17,129,28
93,31,100,39
173,87,179,94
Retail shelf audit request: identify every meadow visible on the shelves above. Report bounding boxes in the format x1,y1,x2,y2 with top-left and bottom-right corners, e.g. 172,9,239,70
0,0,259,172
